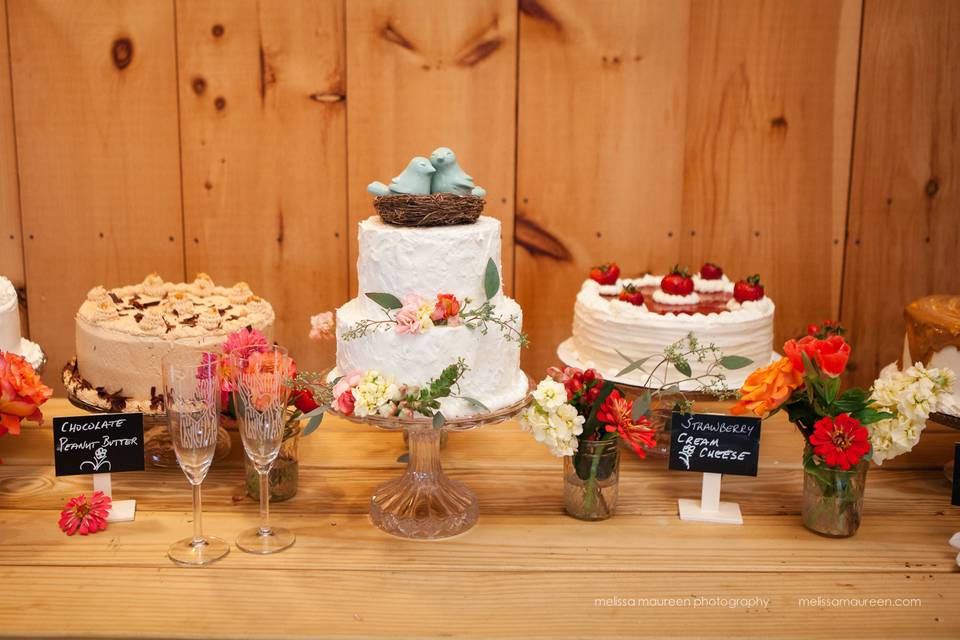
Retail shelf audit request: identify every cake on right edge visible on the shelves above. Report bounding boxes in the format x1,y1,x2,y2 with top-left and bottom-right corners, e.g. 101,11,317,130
899,294,960,416
559,262,775,389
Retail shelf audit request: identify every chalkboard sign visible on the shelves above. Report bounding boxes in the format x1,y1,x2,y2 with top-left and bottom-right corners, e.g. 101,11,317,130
668,412,761,477
952,443,959,507
53,413,145,477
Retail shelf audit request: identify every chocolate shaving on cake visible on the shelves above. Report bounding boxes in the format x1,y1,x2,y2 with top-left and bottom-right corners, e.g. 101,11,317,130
130,298,144,310
218,307,230,316
181,315,199,327
134,312,144,322
95,386,129,412
165,320,176,333
108,292,124,305
140,300,162,308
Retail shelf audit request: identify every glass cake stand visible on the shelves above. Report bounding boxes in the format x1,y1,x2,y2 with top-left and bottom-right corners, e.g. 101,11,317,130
325,373,533,540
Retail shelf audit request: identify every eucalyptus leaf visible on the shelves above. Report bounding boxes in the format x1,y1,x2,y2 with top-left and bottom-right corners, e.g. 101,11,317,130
365,292,403,310
462,396,490,413
432,412,446,429
632,390,652,421
674,359,692,377
301,413,324,437
615,350,655,377
484,258,500,300
300,406,327,420
719,355,753,370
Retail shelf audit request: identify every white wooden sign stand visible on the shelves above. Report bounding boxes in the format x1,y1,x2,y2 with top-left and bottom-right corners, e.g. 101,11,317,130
678,472,742,525
93,473,136,523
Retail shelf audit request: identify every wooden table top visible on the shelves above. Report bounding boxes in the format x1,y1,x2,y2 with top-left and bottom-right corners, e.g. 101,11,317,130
1,398,959,639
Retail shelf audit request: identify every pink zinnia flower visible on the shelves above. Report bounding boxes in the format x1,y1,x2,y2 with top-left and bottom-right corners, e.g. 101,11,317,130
309,312,335,341
223,327,269,355
395,294,425,335
59,491,111,536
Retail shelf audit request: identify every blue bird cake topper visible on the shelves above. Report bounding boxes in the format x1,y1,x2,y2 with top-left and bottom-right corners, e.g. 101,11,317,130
367,147,486,198
368,146,487,227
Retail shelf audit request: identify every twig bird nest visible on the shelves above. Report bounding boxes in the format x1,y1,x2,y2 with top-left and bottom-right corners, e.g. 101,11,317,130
374,193,485,227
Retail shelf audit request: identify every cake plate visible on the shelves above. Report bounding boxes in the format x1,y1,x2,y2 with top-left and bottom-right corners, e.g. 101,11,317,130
325,375,533,540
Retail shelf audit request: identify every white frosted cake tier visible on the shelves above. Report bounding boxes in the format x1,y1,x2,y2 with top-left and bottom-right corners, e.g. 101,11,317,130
68,274,274,411
0,275,43,369
334,296,527,417
565,279,775,388
357,215,504,314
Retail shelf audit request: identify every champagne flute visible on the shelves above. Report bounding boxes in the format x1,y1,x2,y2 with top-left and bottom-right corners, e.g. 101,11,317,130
161,348,230,566
229,344,296,553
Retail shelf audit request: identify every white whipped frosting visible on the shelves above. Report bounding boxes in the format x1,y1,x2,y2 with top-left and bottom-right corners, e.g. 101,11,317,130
598,274,660,296
0,276,21,353
693,273,733,293
652,289,701,305
569,279,774,388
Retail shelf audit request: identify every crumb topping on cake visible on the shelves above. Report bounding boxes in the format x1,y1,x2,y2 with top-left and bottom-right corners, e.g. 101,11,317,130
76,274,275,338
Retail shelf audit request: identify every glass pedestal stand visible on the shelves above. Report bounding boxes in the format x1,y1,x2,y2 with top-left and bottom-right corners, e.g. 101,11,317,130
327,376,531,540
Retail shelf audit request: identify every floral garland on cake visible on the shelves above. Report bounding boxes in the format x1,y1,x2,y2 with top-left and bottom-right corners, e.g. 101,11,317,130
311,258,528,347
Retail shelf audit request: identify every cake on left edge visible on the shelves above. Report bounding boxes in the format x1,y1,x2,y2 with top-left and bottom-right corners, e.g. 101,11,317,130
63,273,275,413
0,275,44,370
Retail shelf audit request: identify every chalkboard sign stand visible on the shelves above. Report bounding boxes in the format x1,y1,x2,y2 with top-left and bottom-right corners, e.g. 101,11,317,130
93,473,136,523
677,472,743,525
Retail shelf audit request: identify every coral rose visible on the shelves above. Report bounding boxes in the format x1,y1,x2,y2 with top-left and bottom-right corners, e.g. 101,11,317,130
783,335,850,378
0,352,53,437
730,357,803,418
430,293,461,326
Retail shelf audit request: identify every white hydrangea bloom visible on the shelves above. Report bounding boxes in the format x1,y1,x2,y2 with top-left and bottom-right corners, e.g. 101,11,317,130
352,371,402,417
868,364,955,465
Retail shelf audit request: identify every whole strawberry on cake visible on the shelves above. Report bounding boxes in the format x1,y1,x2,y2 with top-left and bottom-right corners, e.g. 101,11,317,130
558,262,775,389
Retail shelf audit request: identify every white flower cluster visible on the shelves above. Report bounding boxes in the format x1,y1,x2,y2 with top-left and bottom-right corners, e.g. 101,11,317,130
519,378,585,457
868,363,956,465
352,371,402,418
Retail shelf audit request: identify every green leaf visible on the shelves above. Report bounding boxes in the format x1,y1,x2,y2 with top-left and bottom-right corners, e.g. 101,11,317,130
302,413,324,437
432,412,446,429
300,406,327,420
632,390,652,421
719,355,753,370
484,258,500,300
365,292,403,310
461,396,490,413
674,359,692,377
800,351,820,380
615,351,655,377
851,407,895,426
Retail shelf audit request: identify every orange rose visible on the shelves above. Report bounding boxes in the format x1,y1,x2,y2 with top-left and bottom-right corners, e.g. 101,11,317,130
0,352,53,437
730,357,803,418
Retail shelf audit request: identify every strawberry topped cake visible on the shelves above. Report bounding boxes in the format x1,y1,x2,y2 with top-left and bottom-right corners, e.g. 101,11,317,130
558,262,775,389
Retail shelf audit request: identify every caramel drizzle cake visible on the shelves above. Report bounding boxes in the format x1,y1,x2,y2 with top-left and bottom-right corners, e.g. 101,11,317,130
63,273,274,413
901,294,960,416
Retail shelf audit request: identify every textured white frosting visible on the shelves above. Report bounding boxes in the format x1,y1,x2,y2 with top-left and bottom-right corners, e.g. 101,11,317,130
74,274,274,401
652,290,701,305
357,216,504,314
0,276,20,353
334,296,527,417
693,273,733,293
569,280,774,388
902,335,960,416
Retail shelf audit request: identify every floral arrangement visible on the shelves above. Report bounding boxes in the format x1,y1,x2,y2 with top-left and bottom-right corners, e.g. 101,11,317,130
0,351,52,444
329,359,483,427
314,259,528,347
867,363,954,465
730,322,888,469
59,491,111,536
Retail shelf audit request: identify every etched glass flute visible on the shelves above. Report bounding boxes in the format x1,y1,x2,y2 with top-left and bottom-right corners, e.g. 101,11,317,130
229,344,296,553
161,348,230,566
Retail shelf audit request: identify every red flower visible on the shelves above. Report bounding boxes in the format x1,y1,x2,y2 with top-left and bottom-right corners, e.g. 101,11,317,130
58,491,111,536
0,351,53,437
293,389,319,414
783,335,850,378
595,390,656,458
809,413,870,470
430,293,461,325
336,390,355,416
812,335,850,378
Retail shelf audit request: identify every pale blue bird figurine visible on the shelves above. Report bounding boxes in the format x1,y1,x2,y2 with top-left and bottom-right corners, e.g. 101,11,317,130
429,147,487,197
367,156,436,196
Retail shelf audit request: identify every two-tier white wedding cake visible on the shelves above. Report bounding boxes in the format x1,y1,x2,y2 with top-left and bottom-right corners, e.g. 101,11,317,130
332,215,528,417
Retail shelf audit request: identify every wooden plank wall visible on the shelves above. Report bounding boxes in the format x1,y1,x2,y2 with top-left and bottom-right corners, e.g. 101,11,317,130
0,0,957,391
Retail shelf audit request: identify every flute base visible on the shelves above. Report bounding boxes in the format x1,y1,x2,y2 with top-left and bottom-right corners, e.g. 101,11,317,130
167,536,230,566
236,526,295,554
